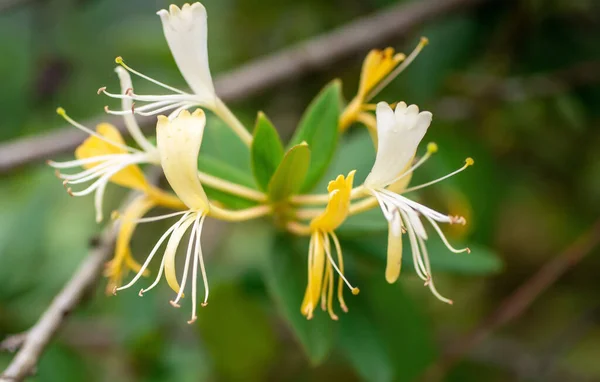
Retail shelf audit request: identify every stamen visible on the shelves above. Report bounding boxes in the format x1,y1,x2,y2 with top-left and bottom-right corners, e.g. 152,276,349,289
385,147,436,187
125,210,189,224
449,216,467,225
196,214,209,306
115,56,187,95
56,107,140,153
57,159,122,181
417,235,453,304
47,154,129,169
117,213,190,292
101,89,193,102
330,232,350,312
382,190,451,223
69,156,145,197
115,56,186,94
424,216,470,254
401,158,474,194
189,215,203,324
367,37,429,100
399,209,429,281
134,102,191,117
323,234,358,294
170,214,200,307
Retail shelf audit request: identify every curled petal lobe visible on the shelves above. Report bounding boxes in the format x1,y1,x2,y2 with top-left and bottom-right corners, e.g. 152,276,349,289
309,171,355,232
157,109,209,211
358,48,405,98
364,102,432,189
157,3,215,104
75,123,148,191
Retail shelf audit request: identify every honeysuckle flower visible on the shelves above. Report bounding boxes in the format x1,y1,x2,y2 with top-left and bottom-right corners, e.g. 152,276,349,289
302,171,359,320
339,38,428,133
100,2,251,145
48,74,161,223
100,3,215,119
115,109,210,324
363,102,473,304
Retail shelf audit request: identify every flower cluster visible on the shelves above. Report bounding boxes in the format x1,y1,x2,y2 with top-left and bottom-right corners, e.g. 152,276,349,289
50,2,473,323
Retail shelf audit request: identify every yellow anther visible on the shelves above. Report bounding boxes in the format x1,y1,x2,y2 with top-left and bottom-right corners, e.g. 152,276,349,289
351,287,360,295
56,107,66,116
427,142,438,154
420,36,429,46
465,157,474,166
110,210,120,220
115,56,124,65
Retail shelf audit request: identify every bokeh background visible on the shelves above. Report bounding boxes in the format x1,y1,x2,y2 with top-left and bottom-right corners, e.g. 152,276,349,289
1,0,599,381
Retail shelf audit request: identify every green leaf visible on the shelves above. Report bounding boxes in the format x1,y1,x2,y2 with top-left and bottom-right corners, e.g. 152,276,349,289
251,112,285,191
338,309,394,382
348,234,503,276
267,143,311,202
288,80,342,192
262,233,334,365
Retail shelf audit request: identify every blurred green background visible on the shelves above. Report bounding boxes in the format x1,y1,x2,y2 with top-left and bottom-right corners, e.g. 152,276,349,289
1,0,599,381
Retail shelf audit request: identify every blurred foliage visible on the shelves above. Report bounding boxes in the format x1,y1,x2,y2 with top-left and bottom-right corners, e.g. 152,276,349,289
1,0,600,381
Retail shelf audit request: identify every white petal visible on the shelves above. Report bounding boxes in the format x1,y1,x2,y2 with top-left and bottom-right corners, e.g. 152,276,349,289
156,109,209,211
157,3,215,104
365,102,432,188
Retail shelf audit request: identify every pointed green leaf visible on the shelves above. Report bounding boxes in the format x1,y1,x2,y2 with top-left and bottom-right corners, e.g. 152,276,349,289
267,143,311,202
251,112,285,191
288,80,342,192
263,233,334,365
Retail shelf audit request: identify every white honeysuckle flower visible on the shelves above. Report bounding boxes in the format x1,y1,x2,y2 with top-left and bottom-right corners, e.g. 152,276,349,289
364,102,432,189
158,3,214,102
100,2,216,120
48,68,160,223
115,109,211,324
363,102,473,304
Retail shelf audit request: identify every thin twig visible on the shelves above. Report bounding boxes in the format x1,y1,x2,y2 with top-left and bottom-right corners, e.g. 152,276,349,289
0,0,485,173
425,219,600,380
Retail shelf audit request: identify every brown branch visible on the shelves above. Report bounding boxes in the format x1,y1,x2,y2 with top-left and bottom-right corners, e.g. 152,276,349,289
424,218,600,380
0,0,485,173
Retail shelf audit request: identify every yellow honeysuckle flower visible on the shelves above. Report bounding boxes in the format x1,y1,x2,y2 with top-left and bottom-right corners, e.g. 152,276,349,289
115,109,211,324
339,38,428,133
49,67,161,222
75,123,149,191
363,102,473,303
301,171,359,320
